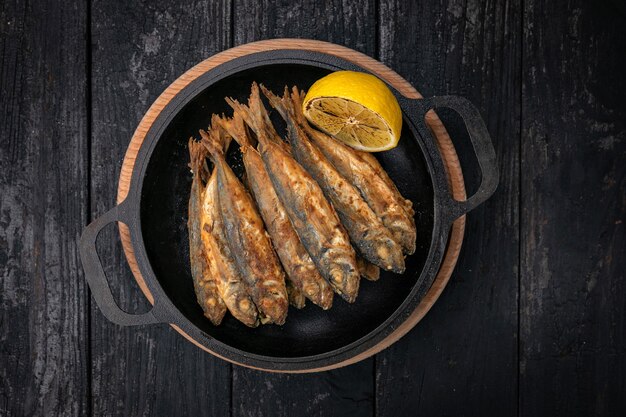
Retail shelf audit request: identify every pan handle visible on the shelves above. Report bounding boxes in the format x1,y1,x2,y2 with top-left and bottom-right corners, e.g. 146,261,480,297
408,95,499,221
79,201,164,326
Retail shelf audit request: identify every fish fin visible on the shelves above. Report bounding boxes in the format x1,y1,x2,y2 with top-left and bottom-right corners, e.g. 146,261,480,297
188,137,206,174
226,85,286,153
247,84,265,121
289,86,309,124
262,85,304,130
260,86,303,150
220,113,253,150
210,114,223,130
209,114,234,154
225,97,258,130
199,128,226,164
250,83,279,137
260,84,290,121
226,94,276,151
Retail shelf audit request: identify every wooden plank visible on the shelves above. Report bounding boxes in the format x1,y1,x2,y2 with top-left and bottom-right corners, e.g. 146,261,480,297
89,1,232,415
376,1,521,415
232,364,374,417
0,0,89,416
520,1,626,415
231,1,376,416
233,0,376,56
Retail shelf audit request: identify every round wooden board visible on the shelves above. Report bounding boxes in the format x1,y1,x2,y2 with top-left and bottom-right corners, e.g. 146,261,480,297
116,39,467,373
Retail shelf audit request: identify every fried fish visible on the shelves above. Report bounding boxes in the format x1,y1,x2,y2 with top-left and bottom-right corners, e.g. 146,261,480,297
262,86,405,273
218,113,333,310
289,88,417,255
187,140,227,325
227,88,360,302
201,124,288,324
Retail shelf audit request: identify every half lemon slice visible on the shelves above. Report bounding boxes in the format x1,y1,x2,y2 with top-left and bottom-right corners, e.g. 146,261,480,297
302,71,403,152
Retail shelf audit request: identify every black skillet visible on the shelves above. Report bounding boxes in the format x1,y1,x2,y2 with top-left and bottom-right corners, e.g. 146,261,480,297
79,49,498,372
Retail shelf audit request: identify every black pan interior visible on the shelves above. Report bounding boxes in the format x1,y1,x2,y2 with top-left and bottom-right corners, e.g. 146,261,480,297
140,64,434,357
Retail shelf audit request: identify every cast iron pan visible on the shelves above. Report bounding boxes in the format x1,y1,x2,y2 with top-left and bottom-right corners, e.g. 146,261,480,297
79,49,498,372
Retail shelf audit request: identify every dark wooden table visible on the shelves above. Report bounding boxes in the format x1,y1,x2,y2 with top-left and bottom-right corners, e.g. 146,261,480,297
2,1,625,416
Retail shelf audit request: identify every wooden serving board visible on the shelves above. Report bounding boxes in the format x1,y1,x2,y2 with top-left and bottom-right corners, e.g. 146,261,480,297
116,39,467,372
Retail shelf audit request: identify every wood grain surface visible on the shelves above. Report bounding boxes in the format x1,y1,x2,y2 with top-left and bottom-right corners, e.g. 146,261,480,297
520,1,626,415
0,1,89,416
2,0,626,416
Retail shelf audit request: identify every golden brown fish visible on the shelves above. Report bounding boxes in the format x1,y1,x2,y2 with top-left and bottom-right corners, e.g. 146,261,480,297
357,256,381,281
201,177,260,327
200,124,288,324
286,280,306,309
262,86,405,273
227,87,360,303
187,140,227,325
218,113,333,310
290,87,417,254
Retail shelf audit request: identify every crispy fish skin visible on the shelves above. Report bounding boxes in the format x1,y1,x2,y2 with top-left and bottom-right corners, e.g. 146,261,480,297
220,114,333,310
200,163,260,328
291,88,417,255
263,87,405,273
357,256,381,281
229,88,360,303
241,171,308,310
286,280,306,309
356,151,414,213
188,140,227,325
201,126,288,325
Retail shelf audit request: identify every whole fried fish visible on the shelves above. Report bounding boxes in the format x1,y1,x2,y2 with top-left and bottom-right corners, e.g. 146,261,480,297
218,113,333,310
201,124,288,324
227,87,360,303
262,86,405,273
188,140,227,325
199,147,260,328
290,88,417,255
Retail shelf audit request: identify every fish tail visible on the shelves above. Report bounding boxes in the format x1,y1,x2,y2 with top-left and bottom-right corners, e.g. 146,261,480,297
289,86,309,124
250,83,277,127
262,86,307,151
199,128,226,165
249,84,291,151
261,84,291,121
248,82,266,117
225,97,258,131
212,114,234,154
188,137,207,175
226,94,276,151
220,112,253,150
248,81,262,106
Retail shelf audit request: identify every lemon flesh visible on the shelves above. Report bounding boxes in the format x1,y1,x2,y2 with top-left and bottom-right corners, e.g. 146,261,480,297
302,71,403,152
